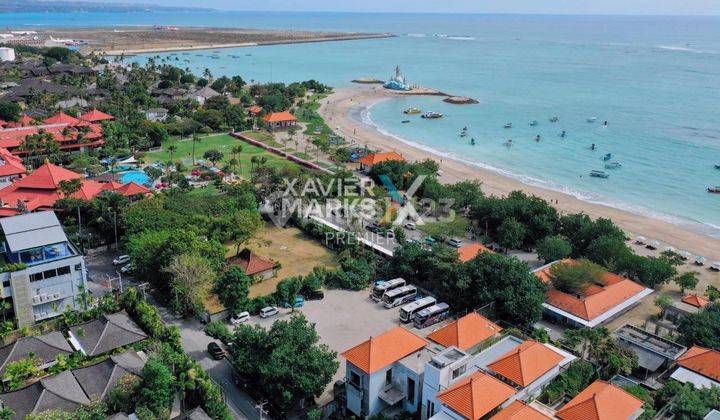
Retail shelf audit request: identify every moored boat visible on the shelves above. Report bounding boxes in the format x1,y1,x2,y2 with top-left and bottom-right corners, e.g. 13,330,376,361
401,120,411,124
587,117,597,123
708,186,720,194
715,164,720,169
549,116,559,123
590,170,609,178
602,153,612,161
504,123,512,129
421,112,444,119
403,107,421,114
529,120,539,126
605,162,622,169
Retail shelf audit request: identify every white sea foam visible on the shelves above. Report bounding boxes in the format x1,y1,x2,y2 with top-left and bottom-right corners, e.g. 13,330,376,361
406,33,427,38
358,104,720,239
656,45,719,55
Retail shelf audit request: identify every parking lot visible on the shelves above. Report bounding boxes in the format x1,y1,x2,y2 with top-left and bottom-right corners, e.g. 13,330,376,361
246,288,411,404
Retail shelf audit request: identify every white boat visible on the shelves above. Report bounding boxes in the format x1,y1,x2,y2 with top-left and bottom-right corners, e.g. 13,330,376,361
605,162,622,169
529,120,539,126
504,123,512,129
421,112,444,119
587,117,598,123
403,107,421,114
549,116,560,123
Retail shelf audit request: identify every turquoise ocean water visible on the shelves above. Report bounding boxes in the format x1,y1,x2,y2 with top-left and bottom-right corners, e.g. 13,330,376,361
4,12,720,237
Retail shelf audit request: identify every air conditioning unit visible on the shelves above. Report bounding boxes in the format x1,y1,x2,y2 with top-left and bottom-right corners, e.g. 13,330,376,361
32,296,40,304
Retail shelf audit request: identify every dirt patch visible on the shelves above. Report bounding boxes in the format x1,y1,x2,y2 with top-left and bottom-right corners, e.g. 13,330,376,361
242,224,339,298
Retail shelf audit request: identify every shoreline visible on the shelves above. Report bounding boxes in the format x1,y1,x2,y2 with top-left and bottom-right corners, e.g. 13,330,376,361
100,33,395,55
319,85,720,263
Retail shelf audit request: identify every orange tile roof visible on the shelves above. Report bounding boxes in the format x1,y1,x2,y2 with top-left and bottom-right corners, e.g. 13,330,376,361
43,112,83,126
677,346,720,382
427,312,502,351
341,326,426,374
556,380,644,420
12,162,84,189
358,151,405,167
457,243,493,262
0,147,26,177
437,371,516,420
80,109,114,122
681,294,710,308
227,249,278,276
534,261,648,322
488,340,565,387
248,105,263,115
262,111,297,122
491,401,552,420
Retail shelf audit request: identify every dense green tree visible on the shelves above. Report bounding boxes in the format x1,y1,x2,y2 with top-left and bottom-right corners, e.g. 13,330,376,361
0,101,22,122
549,259,606,295
678,303,720,348
276,276,304,310
585,235,634,273
559,213,624,257
215,266,252,316
137,358,175,418
675,271,700,294
629,255,677,288
537,235,573,262
165,253,216,317
203,149,224,166
496,217,525,251
229,315,338,413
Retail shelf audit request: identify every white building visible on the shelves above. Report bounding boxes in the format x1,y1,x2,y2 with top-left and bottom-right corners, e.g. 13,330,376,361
0,212,89,327
670,346,720,389
0,47,15,62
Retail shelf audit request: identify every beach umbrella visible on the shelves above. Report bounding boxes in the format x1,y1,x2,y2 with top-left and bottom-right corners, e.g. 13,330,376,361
635,236,647,245
695,256,706,266
679,251,692,260
664,246,676,253
647,240,660,250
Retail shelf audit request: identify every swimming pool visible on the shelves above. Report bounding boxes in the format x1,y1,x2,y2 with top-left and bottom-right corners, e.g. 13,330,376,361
120,170,151,186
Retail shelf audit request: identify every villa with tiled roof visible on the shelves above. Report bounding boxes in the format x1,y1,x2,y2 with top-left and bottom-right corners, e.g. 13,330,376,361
436,371,516,419
555,380,644,420
0,147,26,184
426,312,502,352
358,151,405,171
227,248,279,280
533,260,653,328
491,400,552,420
457,243,493,263
263,110,298,131
670,346,720,389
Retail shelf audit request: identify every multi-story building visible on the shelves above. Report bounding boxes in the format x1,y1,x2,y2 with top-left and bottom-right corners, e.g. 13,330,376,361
0,211,88,327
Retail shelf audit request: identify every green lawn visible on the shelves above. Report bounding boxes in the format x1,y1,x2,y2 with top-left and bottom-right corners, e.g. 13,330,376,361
143,134,298,179
419,215,470,240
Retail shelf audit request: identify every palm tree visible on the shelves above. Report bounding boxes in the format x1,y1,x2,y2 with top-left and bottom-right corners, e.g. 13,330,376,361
250,156,258,171
231,145,243,176
191,135,201,166
167,144,178,166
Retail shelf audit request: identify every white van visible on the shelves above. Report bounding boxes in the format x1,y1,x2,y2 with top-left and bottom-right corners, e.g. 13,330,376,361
230,311,250,325
260,306,279,318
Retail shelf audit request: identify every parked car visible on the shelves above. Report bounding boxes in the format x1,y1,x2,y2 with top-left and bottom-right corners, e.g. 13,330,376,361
119,263,135,274
404,222,417,230
113,255,131,266
207,342,225,360
379,228,395,238
230,311,251,325
425,236,437,245
260,306,279,318
366,222,381,232
304,290,325,301
447,238,463,248
283,296,305,308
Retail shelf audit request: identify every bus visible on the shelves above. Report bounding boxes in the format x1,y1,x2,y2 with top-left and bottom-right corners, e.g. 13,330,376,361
382,285,417,308
399,296,437,323
370,278,406,301
413,303,450,329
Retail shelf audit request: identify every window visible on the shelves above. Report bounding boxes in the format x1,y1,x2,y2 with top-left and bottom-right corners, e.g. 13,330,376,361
350,371,361,388
42,269,57,279
2,280,9,288
57,266,71,276
427,401,435,419
407,377,415,404
452,365,466,379
30,273,44,282
385,369,393,384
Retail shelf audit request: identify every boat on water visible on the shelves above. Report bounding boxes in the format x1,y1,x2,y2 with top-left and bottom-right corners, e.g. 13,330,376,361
709,187,720,194
401,120,411,124
605,162,622,169
590,170,610,178
421,112,444,119
587,117,598,123
715,164,720,169
603,153,613,161
460,132,467,137
529,120,539,127
403,107,421,115
549,116,560,123
504,123,512,129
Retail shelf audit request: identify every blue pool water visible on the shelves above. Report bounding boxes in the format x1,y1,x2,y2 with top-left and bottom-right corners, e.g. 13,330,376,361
4,11,719,236
120,171,151,186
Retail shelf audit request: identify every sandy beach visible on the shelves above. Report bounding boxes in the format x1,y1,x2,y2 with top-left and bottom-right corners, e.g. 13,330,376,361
319,85,720,265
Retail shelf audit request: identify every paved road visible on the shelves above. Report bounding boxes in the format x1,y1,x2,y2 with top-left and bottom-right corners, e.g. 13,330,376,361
85,250,262,420
157,308,263,420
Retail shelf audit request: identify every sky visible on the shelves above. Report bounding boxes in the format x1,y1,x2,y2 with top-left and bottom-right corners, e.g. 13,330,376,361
105,0,720,16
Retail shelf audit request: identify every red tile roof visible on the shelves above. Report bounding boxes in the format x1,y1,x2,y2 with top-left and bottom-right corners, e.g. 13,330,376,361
457,243,493,262
681,294,710,308
427,312,502,351
12,162,83,189
248,105,263,115
488,340,565,387
0,148,26,177
492,401,552,420
43,112,84,126
263,111,297,123
341,326,426,374
227,249,278,276
80,109,114,122
358,151,405,167
556,380,644,420
437,371,516,420
0,123,104,152
677,346,720,382
534,261,648,322
116,182,151,197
